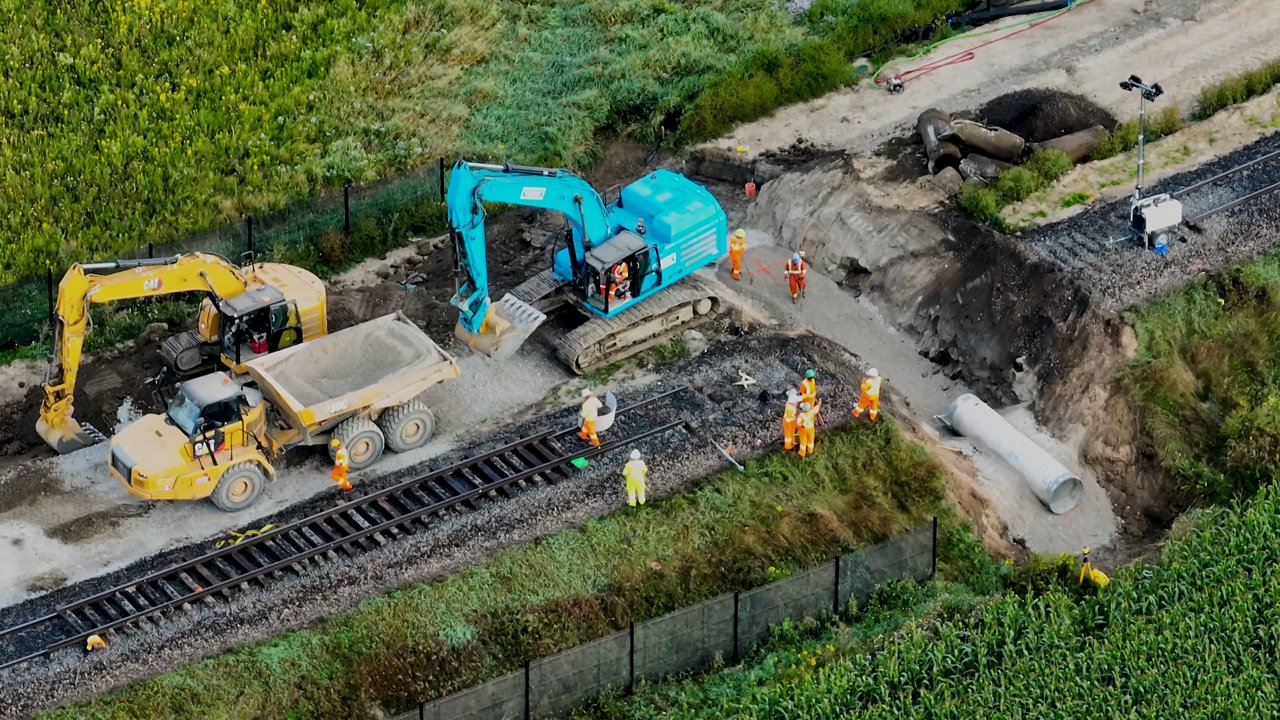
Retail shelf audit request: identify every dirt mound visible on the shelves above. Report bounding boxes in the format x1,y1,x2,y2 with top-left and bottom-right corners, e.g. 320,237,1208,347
977,88,1117,143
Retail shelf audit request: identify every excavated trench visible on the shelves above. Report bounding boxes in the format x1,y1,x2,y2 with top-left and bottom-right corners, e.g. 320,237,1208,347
727,156,1175,543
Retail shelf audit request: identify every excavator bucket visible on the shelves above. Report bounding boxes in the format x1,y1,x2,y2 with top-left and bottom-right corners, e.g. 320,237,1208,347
36,415,107,454
455,293,547,361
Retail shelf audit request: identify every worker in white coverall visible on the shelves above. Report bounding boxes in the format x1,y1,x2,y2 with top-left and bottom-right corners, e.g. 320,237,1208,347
623,449,648,507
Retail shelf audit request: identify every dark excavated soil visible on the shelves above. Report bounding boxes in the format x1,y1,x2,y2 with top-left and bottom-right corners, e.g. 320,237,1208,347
977,88,1118,142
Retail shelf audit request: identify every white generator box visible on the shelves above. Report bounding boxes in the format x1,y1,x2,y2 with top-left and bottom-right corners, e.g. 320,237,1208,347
1135,195,1183,233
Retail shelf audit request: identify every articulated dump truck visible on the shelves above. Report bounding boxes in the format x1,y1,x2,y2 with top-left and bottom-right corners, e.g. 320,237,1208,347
108,312,460,511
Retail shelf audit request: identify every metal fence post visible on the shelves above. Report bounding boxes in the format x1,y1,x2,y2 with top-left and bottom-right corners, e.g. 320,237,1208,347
148,241,154,259
246,216,254,256
418,700,425,720
931,516,939,579
731,591,740,665
523,659,531,720
438,157,446,202
628,620,636,695
344,185,352,236
833,555,842,618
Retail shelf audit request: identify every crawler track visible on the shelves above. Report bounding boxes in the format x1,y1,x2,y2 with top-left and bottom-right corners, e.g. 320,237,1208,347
0,387,691,673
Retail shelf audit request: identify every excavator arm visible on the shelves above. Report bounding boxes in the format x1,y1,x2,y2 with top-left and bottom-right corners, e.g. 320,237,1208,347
447,160,611,332
39,253,256,453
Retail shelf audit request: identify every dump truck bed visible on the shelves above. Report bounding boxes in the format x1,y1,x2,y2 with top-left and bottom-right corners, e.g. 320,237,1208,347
243,311,459,434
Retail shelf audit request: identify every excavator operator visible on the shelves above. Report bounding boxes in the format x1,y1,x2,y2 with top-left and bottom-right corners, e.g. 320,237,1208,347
602,261,631,303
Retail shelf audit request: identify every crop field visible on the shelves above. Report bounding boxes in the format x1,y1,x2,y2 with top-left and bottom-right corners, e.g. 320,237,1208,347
590,481,1280,719
0,0,962,285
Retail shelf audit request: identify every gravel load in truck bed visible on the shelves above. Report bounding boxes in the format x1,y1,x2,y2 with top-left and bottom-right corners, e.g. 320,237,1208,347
248,313,443,408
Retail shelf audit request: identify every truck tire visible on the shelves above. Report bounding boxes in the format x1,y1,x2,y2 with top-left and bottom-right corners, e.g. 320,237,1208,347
378,401,436,453
331,417,385,470
211,462,267,512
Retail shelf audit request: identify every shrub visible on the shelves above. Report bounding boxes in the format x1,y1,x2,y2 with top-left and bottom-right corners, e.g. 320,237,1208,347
1092,106,1185,160
956,184,1006,231
1023,149,1073,185
992,167,1039,203
1194,59,1280,119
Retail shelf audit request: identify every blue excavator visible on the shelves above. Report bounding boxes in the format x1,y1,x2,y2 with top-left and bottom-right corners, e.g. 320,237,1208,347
446,160,728,373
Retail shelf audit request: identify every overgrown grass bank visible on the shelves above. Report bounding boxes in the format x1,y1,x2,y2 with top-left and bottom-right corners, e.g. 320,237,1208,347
1128,252,1280,502
587,481,1280,718
2,0,965,284
47,421,949,719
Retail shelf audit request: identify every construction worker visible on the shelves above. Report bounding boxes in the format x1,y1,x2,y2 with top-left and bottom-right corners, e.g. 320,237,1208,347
610,261,630,302
799,369,817,407
797,400,821,457
578,388,603,447
852,368,881,421
330,437,352,491
85,634,106,652
784,252,807,302
729,228,746,281
1079,547,1110,589
623,449,648,507
782,389,800,451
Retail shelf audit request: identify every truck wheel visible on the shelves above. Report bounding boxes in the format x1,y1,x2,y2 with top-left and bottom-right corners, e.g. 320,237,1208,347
211,462,267,512
378,402,436,453
331,417,385,470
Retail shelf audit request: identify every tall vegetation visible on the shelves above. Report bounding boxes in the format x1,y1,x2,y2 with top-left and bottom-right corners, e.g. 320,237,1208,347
1128,252,1280,501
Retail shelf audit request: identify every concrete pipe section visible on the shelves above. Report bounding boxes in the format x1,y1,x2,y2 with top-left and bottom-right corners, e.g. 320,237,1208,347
943,394,1083,514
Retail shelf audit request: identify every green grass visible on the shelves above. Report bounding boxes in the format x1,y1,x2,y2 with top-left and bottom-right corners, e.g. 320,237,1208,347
47,420,948,719
0,0,968,288
585,481,1280,718
1059,190,1091,208
957,150,1071,229
1128,252,1280,502
1193,59,1280,120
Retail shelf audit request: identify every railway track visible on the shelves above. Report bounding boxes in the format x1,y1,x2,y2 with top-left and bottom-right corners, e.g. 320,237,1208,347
1172,148,1280,229
0,386,692,673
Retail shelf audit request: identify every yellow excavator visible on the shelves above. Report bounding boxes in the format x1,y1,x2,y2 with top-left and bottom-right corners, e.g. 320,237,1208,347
38,252,327,454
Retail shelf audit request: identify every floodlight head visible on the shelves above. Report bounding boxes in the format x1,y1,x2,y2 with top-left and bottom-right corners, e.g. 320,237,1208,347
1129,74,1143,85
1119,80,1133,91
1152,83,1163,96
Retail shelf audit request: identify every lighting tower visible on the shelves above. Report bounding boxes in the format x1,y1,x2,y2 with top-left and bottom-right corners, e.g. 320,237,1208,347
1121,75,1181,255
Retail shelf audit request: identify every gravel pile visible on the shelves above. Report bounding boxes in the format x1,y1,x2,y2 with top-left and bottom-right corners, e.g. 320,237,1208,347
977,88,1117,143
0,330,876,719
1021,131,1280,311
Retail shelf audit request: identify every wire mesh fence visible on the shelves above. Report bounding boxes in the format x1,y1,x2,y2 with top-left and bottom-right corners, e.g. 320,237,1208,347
411,519,937,720
0,159,446,352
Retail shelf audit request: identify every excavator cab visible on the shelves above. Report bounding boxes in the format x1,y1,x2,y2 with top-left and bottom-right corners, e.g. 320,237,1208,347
217,287,304,367
582,232,657,315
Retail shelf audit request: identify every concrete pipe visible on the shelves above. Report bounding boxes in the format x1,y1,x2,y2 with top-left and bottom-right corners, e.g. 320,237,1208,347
917,109,962,174
942,394,1083,514
958,153,1013,182
944,119,1026,162
1028,125,1107,163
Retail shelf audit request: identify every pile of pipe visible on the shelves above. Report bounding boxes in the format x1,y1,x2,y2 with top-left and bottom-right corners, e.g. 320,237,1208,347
917,108,1106,187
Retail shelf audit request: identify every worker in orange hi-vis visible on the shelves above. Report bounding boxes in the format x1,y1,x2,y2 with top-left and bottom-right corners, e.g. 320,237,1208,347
782,388,801,451
797,400,821,458
578,388,603,447
330,438,352,491
784,251,807,302
729,228,747,281
852,368,882,421
799,369,817,407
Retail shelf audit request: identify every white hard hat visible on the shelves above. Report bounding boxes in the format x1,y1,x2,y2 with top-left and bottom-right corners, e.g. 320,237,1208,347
582,387,594,397
868,368,879,377
630,449,641,460
786,391,800,402
734,228,745,238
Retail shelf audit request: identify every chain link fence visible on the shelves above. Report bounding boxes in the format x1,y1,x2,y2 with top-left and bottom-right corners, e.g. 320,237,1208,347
0,159,447,352
402,519,937,720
